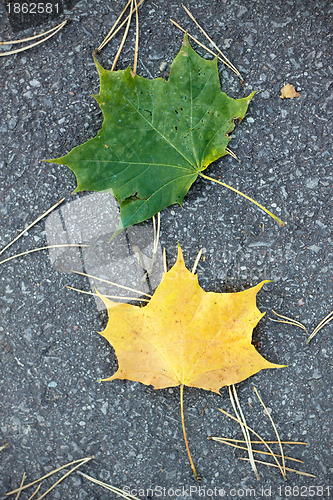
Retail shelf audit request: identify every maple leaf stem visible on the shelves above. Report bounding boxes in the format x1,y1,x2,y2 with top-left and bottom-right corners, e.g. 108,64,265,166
180,384,199,481
199,172,285,227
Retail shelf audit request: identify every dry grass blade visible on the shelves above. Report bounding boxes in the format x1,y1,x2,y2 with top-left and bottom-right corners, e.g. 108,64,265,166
71,270,152,297
239,458,316,478
170,19,238,75
0,198,65,257
27,484,41,500
6,457,93,496
35,456,93,500
111,0,134,71
213,438,303,463
0,244,89,266
229,385,259,480
77,471,140,499
0,443,9,452
307,310,333,344
98,0,132,52
269,310,308,332
218,408,286,477
66,285,150,302
0,20,67,57
191,248,203,274
15,472,26,500
181,4,242,79
210,437,308,445
254,385,286,480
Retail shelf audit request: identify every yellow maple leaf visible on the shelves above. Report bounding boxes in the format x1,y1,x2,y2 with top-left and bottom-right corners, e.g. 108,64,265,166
280,84,300,99
97,246,284,478
99,246,282,393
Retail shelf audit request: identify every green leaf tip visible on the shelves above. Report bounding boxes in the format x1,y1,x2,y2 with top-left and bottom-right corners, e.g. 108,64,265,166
92,51,106,76
49,36,265,230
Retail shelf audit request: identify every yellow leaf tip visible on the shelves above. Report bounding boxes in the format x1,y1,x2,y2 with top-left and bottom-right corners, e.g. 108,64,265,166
177,242,184,263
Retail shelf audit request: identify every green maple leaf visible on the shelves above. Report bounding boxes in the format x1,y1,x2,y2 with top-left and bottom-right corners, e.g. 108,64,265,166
49,35,282,230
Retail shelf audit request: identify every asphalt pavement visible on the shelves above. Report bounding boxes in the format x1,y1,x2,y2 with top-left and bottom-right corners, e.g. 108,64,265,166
0,0,332,498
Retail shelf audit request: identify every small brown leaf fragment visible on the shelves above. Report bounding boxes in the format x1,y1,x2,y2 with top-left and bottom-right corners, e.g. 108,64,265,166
280,84,300,99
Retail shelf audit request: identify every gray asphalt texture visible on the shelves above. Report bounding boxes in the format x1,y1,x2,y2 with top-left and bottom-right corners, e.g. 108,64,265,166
0,0,332,498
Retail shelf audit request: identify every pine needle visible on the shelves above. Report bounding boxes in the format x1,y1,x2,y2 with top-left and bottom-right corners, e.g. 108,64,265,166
152,212,161,257
229,385,259,480
6,456,93,496
254,386,286,480
213,438,304,463
210,437,308,446
66,285,149,302
98,0,145,53
181,4,242,79
0,443,8,452
269,310,308,333
15,472,26,500
238,458,316,478
77,471,140,500
98,0,132,52
218,408,286,477
191,248,203,274
35,457,93,500
225,147,241,162
133,0,139,75
0,22,66,45
307,310,333,344
70,270,152,297
170,19,238,76
111,0,134,71
27,484,41,500
163,247,167,273
152,215,157,254
0,244,89,266
0,20,68,57
0,198,65,257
